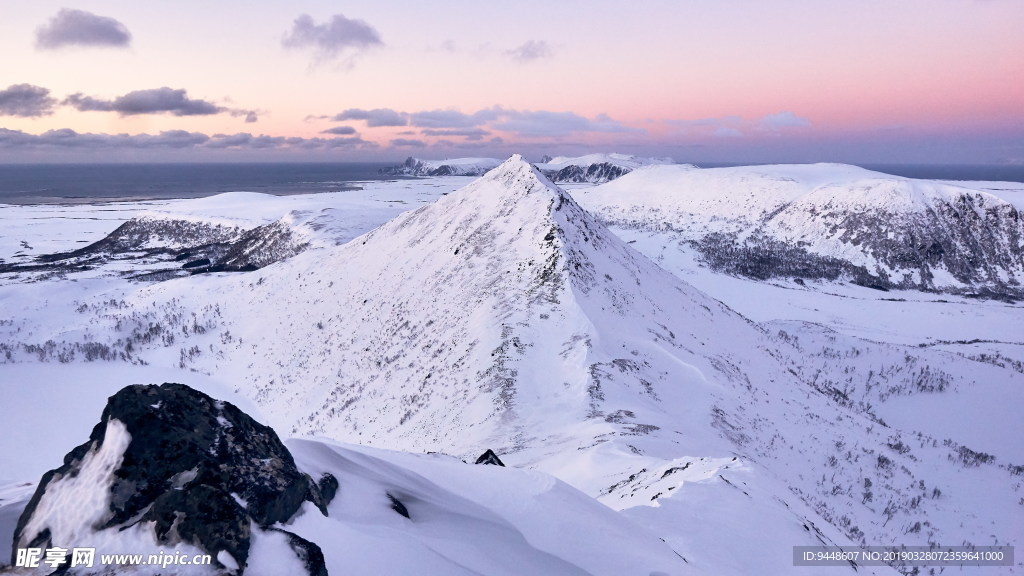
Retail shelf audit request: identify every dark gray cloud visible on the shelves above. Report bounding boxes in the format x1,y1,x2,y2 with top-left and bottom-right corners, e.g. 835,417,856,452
0,128,35,147
206,133,291,149
231,110,259,123
333,108,407,127
505,40,553,63
320,106,637,139
206,133,257,149
390,138,426,148
493,111,641,137
0,128,208,149
277,135,372,149
421,128,490,141
408,108,501,128
0,128,376,153
0,84,57,117
62,93,117,112
64,87,256,120
713,127,743,138
667,113,810,137
35,8,131,50
132,130,211,148
326,136,373,148
114,88,219,115
282,14,383,63
758,111,812,131
321,126,357,135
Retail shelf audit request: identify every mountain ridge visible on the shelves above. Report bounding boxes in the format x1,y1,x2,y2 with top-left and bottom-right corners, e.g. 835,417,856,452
580,163,1024,295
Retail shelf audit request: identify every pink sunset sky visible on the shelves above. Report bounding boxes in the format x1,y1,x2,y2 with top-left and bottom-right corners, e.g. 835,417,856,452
1,0,1022,164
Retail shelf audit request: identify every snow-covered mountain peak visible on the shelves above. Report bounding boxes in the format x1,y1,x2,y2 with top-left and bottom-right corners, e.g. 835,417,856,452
127,153,746,462
465,153,561,199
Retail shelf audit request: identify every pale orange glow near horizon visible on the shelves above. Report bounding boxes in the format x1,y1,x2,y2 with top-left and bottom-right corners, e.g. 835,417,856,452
1,0,1022,164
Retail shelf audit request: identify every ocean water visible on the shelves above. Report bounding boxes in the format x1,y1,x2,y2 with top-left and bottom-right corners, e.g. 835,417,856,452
697,163,1024,184
0,162,1021,205
859,164,1024,184
0,163,402,204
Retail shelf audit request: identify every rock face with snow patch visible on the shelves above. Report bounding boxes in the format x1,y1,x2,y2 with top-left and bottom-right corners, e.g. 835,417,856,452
536,153,676,183
153,155,774,474
12,383,334,575
544,163,632,183
380,156,501,177
8,214,311,281
52,216,246,256
474,449,505,466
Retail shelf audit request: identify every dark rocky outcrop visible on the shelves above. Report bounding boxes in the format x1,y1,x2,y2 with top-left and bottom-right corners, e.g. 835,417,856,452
12,383,335,575
688,187,1024,297
37,217,244,264
378,157,498,177
540,163,632,184
8,215,309,282
474,449,505,467
386,494,410,519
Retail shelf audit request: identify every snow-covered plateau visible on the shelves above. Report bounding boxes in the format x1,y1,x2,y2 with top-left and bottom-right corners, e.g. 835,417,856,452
0,157,1021,575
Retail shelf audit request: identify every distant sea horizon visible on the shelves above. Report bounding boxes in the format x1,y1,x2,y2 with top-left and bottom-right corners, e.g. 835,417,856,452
0,162,402,205
0,161,1022,205
698,162,1024,184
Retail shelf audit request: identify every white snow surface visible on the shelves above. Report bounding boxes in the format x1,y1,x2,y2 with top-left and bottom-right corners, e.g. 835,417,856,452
285,439,691,575
0,156,1021,575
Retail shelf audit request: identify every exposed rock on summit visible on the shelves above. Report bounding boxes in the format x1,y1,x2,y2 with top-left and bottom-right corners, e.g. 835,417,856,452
12,383,335,575
474,449,505,466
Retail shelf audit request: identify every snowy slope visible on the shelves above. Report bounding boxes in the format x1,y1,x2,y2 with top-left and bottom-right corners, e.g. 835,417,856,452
0,157,1021,574
0,387,691,576
284,439,693,576
579,163,1024,293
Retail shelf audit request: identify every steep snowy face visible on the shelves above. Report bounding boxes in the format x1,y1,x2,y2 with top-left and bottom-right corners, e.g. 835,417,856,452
153,155,754,461
580,164,1024,293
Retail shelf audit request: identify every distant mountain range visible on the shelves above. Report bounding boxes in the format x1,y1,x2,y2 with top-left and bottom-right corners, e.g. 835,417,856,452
380,153,676,183
379,156,502,177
